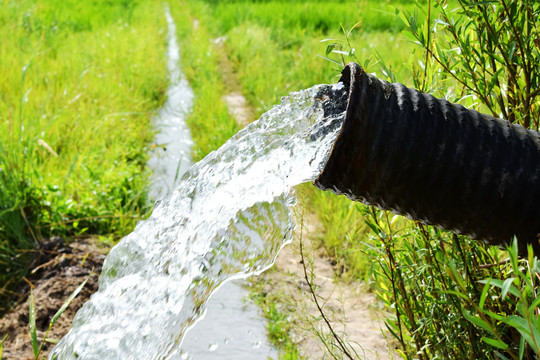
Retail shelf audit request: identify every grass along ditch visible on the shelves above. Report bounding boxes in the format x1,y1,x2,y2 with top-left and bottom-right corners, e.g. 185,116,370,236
0,0,168,313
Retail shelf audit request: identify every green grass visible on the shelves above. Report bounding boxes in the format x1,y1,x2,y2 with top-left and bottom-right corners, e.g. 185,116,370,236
0,0,168,311
209,0,421,35
249,281,303,360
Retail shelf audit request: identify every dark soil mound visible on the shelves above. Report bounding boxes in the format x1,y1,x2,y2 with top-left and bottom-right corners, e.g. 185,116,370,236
0,238,105,359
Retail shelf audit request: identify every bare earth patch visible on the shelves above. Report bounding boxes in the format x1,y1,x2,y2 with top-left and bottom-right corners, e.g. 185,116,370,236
222,91,253,128
0,239,105,360
258,212,396,359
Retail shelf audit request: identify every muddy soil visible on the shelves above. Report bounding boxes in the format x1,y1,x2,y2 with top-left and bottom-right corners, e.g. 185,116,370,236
0,238,105,360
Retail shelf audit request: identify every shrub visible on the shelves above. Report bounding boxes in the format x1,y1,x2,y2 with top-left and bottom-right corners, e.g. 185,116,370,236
362,1,540,358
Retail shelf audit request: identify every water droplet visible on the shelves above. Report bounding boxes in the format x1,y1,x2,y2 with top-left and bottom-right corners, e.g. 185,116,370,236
208,341,218,352
223,336,232,345
251,341,261,349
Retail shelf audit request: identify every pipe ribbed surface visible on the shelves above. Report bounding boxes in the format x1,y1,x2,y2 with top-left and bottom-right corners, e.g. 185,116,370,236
315,63,540,255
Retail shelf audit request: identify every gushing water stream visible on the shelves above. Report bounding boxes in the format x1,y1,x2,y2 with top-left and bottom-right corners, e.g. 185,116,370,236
49,10,348,358
49,82,347,360
147,6,276,358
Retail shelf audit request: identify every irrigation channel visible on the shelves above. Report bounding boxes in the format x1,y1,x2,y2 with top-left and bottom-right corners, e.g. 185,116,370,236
48,6,349,360
146,7,277,359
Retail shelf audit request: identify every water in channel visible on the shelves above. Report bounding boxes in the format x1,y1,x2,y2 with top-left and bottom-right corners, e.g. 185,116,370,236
147,5,193,200
147,6,276,359
48,10,349,360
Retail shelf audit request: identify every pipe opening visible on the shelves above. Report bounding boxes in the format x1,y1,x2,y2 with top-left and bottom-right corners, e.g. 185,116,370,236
315,63,540,255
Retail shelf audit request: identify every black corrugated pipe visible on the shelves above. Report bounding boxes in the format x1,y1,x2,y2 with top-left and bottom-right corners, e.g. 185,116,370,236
315,63,540,256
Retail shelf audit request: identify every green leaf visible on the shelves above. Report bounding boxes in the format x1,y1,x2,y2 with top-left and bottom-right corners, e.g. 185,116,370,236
462,309,493,333
530,297,540,316
503,315,529,332
319,38,338,43
507,41,517,61
325,44,335,56
51,274,90,326
315,54,342,66
479,278,491,310
501,277,517,300
397,10,412,29
510,237,519,270
482,278,521,298
487,68,504,94
331,50,350,56
520,335,526,360
502,316,540,344
364,220,380,235
446,260,466,290
29,290,39,357
482,337,508,350
493,351,511,360
442,290,469,301
484,309,505,322
385,321,403,345
362,57,372,70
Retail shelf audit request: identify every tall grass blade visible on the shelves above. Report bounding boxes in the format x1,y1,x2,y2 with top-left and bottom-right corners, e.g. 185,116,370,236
481,337,508,350
29,289,38,357
0,333,7,358
50,274,90,326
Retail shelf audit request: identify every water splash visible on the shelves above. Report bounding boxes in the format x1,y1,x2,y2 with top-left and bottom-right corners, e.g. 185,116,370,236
49,82,348,360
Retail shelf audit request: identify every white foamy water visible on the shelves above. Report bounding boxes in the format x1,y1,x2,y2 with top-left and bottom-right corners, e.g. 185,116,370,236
49,81,347,360
147,6,275,358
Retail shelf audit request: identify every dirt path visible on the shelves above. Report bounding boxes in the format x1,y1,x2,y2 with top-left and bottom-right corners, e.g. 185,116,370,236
260,212,395,359
214,36,254,128
0,239,105,360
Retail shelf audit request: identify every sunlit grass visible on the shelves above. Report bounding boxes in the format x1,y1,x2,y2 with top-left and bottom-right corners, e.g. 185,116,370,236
210,0,420,35
0,0,168,310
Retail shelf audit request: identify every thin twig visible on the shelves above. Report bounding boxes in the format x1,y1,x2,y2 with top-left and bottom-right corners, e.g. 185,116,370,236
297,212,355,360
421,0,432,92
478,258,511,269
